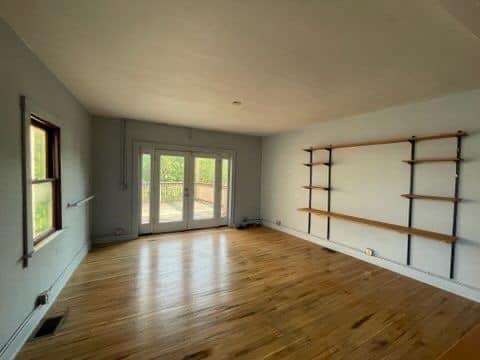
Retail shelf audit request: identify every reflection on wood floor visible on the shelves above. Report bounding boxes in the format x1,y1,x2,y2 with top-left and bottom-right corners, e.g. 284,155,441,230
18,227,480,359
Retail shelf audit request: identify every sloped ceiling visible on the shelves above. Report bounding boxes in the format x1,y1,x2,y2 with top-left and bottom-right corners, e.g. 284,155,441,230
1,0,480,134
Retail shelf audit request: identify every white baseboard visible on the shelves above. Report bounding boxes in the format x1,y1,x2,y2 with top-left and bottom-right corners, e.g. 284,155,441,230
263,221,480,303
93,233,137,244
0,243,89,360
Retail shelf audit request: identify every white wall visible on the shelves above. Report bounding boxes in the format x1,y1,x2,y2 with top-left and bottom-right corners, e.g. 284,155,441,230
92,117,262,242
261,89,480,299
0,20,92,357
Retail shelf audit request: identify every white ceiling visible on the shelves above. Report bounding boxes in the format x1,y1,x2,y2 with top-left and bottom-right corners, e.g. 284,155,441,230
1,0,480,135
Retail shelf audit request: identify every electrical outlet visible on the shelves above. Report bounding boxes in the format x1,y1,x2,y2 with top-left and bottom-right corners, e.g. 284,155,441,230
275,220,282,226
35,292,49,308
364,248,374,256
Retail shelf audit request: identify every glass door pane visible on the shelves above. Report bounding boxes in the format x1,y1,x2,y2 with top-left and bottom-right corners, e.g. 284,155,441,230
193,157,215,220
140,153,151,225
159,155,185,223
221,158,230,218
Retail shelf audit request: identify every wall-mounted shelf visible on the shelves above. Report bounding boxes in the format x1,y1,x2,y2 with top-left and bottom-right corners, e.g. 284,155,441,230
304,130,466,152
401,194,461,203
298,208,456,243
303,161,332,167
302,185,330,191
402,157,463,164
301,129,466,279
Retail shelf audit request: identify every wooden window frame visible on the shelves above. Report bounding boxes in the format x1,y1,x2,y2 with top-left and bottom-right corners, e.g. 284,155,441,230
30,115,62,245
21,96,64,267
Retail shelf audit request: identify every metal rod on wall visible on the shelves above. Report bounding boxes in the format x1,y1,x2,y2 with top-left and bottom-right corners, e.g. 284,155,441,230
406,138,416,265
120,118,128,190
326,148,332,240
67,195,95,208
450,134,463,279
307,150,313,234
20,96,30,268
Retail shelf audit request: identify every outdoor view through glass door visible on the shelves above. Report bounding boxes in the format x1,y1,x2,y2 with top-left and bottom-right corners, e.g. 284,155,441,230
139,149,230,234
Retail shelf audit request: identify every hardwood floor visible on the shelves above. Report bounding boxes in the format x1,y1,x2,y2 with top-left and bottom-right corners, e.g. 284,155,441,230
438,322,480,359
18,227,480,359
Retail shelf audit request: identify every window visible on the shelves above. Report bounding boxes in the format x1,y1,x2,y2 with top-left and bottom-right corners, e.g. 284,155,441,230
30,115,61,244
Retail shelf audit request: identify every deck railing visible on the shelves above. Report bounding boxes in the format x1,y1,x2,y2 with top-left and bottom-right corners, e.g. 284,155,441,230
160,182,184,202
142,181,227,204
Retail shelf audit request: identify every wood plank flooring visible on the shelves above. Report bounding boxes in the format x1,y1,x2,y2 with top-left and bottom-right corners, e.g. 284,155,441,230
18,227,480,359
439,322,480,359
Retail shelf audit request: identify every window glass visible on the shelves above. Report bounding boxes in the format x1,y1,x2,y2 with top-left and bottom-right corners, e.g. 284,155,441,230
31,126,47,179
159,155,185,223
221,159,229,218
29,118,61,243
193,157,215,220
141,154,151,224
32,182,53,238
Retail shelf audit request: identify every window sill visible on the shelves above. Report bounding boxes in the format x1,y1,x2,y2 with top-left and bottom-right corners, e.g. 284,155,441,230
33,228,66,253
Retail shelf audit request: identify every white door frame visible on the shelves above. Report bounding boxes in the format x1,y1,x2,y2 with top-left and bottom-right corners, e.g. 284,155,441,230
133,141,235,235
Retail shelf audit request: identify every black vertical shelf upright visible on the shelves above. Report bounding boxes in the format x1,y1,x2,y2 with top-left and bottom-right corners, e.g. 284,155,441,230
326,148,332,240
450,134,463,279
402,131,465,277
406,137,416,265
307,149,313,234
305,147,332,238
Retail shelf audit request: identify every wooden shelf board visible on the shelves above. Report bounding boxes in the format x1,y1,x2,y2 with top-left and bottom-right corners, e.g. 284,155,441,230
302,186,330,190
304,131,466,152
303,161,331,167
402,157,463,164
298,208,456,243
401,194,461,202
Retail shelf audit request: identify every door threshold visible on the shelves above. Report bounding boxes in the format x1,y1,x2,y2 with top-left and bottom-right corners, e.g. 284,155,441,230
140,225,230,237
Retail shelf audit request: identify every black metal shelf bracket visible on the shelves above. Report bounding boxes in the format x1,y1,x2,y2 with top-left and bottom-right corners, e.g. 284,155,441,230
406,138,416,265
450,135,463,279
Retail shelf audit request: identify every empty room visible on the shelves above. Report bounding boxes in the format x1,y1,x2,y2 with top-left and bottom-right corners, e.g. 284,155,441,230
1,1,480,359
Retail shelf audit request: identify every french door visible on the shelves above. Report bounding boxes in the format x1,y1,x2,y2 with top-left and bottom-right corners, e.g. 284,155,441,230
139,149,231,234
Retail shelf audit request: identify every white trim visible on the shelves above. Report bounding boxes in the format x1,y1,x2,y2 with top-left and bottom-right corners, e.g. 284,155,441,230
263,220,480,303
33,229,66,253
0,243,88,360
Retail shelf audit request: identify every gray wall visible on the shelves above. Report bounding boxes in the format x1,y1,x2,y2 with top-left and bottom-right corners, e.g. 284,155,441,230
0,19,92,352
92,118,262,241
261,89,480,298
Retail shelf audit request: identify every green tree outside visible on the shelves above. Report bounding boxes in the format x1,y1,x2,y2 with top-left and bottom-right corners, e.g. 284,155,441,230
31,126,52,237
